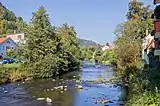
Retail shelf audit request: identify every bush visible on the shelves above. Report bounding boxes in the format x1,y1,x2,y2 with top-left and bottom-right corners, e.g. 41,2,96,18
9,69,28,82
99,49,116,65
0,67,10,84
0,65,30,84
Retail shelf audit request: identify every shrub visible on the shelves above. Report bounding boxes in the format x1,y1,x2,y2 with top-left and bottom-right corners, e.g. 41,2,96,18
9,69,28,82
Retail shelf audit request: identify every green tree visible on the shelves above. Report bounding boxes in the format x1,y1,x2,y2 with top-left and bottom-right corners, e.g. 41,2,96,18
24,6,59,78
56,24,81,71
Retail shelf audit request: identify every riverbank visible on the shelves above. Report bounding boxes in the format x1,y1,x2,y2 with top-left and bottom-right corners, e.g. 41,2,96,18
0,64,30,85
117,64,160,105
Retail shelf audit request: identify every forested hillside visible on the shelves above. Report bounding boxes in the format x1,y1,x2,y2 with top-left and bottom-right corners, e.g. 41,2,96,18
0,2,27,35
78,38,101,47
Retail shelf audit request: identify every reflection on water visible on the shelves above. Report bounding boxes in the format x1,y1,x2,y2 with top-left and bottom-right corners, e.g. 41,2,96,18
0,61,123,106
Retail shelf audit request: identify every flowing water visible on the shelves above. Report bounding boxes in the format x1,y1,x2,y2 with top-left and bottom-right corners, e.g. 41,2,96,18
0,61,124,106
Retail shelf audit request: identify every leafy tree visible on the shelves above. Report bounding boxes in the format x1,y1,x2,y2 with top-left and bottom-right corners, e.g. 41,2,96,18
21,6,81,78
23,6,59,78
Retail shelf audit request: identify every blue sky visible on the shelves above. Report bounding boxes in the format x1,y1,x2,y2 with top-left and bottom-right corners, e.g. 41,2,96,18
1,0,153,44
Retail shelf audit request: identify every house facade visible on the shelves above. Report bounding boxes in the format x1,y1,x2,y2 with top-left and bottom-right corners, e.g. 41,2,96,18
6,33,25,44
0,37,17,58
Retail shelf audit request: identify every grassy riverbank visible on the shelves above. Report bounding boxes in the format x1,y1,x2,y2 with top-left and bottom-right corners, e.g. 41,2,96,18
0,63,30,84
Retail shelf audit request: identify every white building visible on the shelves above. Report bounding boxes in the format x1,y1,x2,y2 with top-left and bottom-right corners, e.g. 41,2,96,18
6,33,25,44
102,45,110,51
0,37,17,58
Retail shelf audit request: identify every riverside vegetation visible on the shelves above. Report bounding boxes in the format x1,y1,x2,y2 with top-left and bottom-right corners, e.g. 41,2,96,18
0,3,116,84
114,0,160,105
0,5,81,83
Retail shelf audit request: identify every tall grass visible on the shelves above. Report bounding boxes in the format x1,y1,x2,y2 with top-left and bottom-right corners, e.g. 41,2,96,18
0,64,30,84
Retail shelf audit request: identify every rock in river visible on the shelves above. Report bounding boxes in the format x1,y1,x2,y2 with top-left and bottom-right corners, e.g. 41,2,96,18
77,85,83,89
46,97,52,103
37,98,45,101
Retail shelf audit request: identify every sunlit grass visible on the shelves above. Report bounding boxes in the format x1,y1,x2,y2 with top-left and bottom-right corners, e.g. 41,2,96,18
2,63,21,68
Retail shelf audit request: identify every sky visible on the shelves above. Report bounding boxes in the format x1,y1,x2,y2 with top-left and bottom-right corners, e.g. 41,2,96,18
0,0,153,44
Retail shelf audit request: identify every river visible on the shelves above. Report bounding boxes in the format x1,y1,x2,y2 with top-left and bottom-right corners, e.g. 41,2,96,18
0,61,124,106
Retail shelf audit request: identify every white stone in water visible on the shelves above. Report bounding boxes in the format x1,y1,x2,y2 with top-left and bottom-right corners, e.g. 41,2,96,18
77,85,83,89
60,91,63,93
52,79,56,82
46,97,52,103
64,88,67,91
37,98,45,101
64,86,67,88
54,87,59,90
101,99,109,104
76,80,80,83
4,90,8,93
59,86,63,90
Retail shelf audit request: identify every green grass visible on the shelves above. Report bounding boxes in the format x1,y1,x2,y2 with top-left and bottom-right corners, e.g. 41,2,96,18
2,63,21,68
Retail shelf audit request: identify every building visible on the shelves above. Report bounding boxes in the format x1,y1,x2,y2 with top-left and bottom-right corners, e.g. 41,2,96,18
101,43,115,51
102,43,110,51
0,37,17,58
6,33,25,44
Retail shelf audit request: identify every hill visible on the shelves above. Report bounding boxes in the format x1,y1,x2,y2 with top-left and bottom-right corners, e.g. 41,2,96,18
78,38,101,47
0,2,27,35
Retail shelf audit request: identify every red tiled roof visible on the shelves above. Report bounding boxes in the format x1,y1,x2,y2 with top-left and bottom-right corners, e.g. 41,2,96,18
0,37,9,43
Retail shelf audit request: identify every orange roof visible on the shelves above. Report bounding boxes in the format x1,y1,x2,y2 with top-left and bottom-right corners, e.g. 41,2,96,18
0,37,9,43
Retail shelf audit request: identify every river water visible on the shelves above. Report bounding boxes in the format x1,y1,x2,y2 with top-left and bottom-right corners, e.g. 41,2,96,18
0,61,124,106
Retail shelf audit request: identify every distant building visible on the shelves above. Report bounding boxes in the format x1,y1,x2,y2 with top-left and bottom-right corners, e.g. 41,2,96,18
102,43,110,51
6,33,25,44
102,43,115,51
0,37,17,58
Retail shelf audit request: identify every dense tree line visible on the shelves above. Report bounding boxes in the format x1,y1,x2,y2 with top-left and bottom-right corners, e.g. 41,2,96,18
0,3,81,79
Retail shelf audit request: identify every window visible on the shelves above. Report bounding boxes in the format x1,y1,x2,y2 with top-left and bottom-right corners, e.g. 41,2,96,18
18,35,21,39
7,41,10,44
6,46,10,50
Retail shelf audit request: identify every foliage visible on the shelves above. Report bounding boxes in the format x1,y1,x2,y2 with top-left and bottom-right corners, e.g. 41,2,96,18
0,3,27,35
6,49,15,57
99,49,116,65
18,6,81,78
3,63,21,68
9,69,28,82
126,0,153,20
81,46,95,60
114,0,160,105
0,64,29,84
